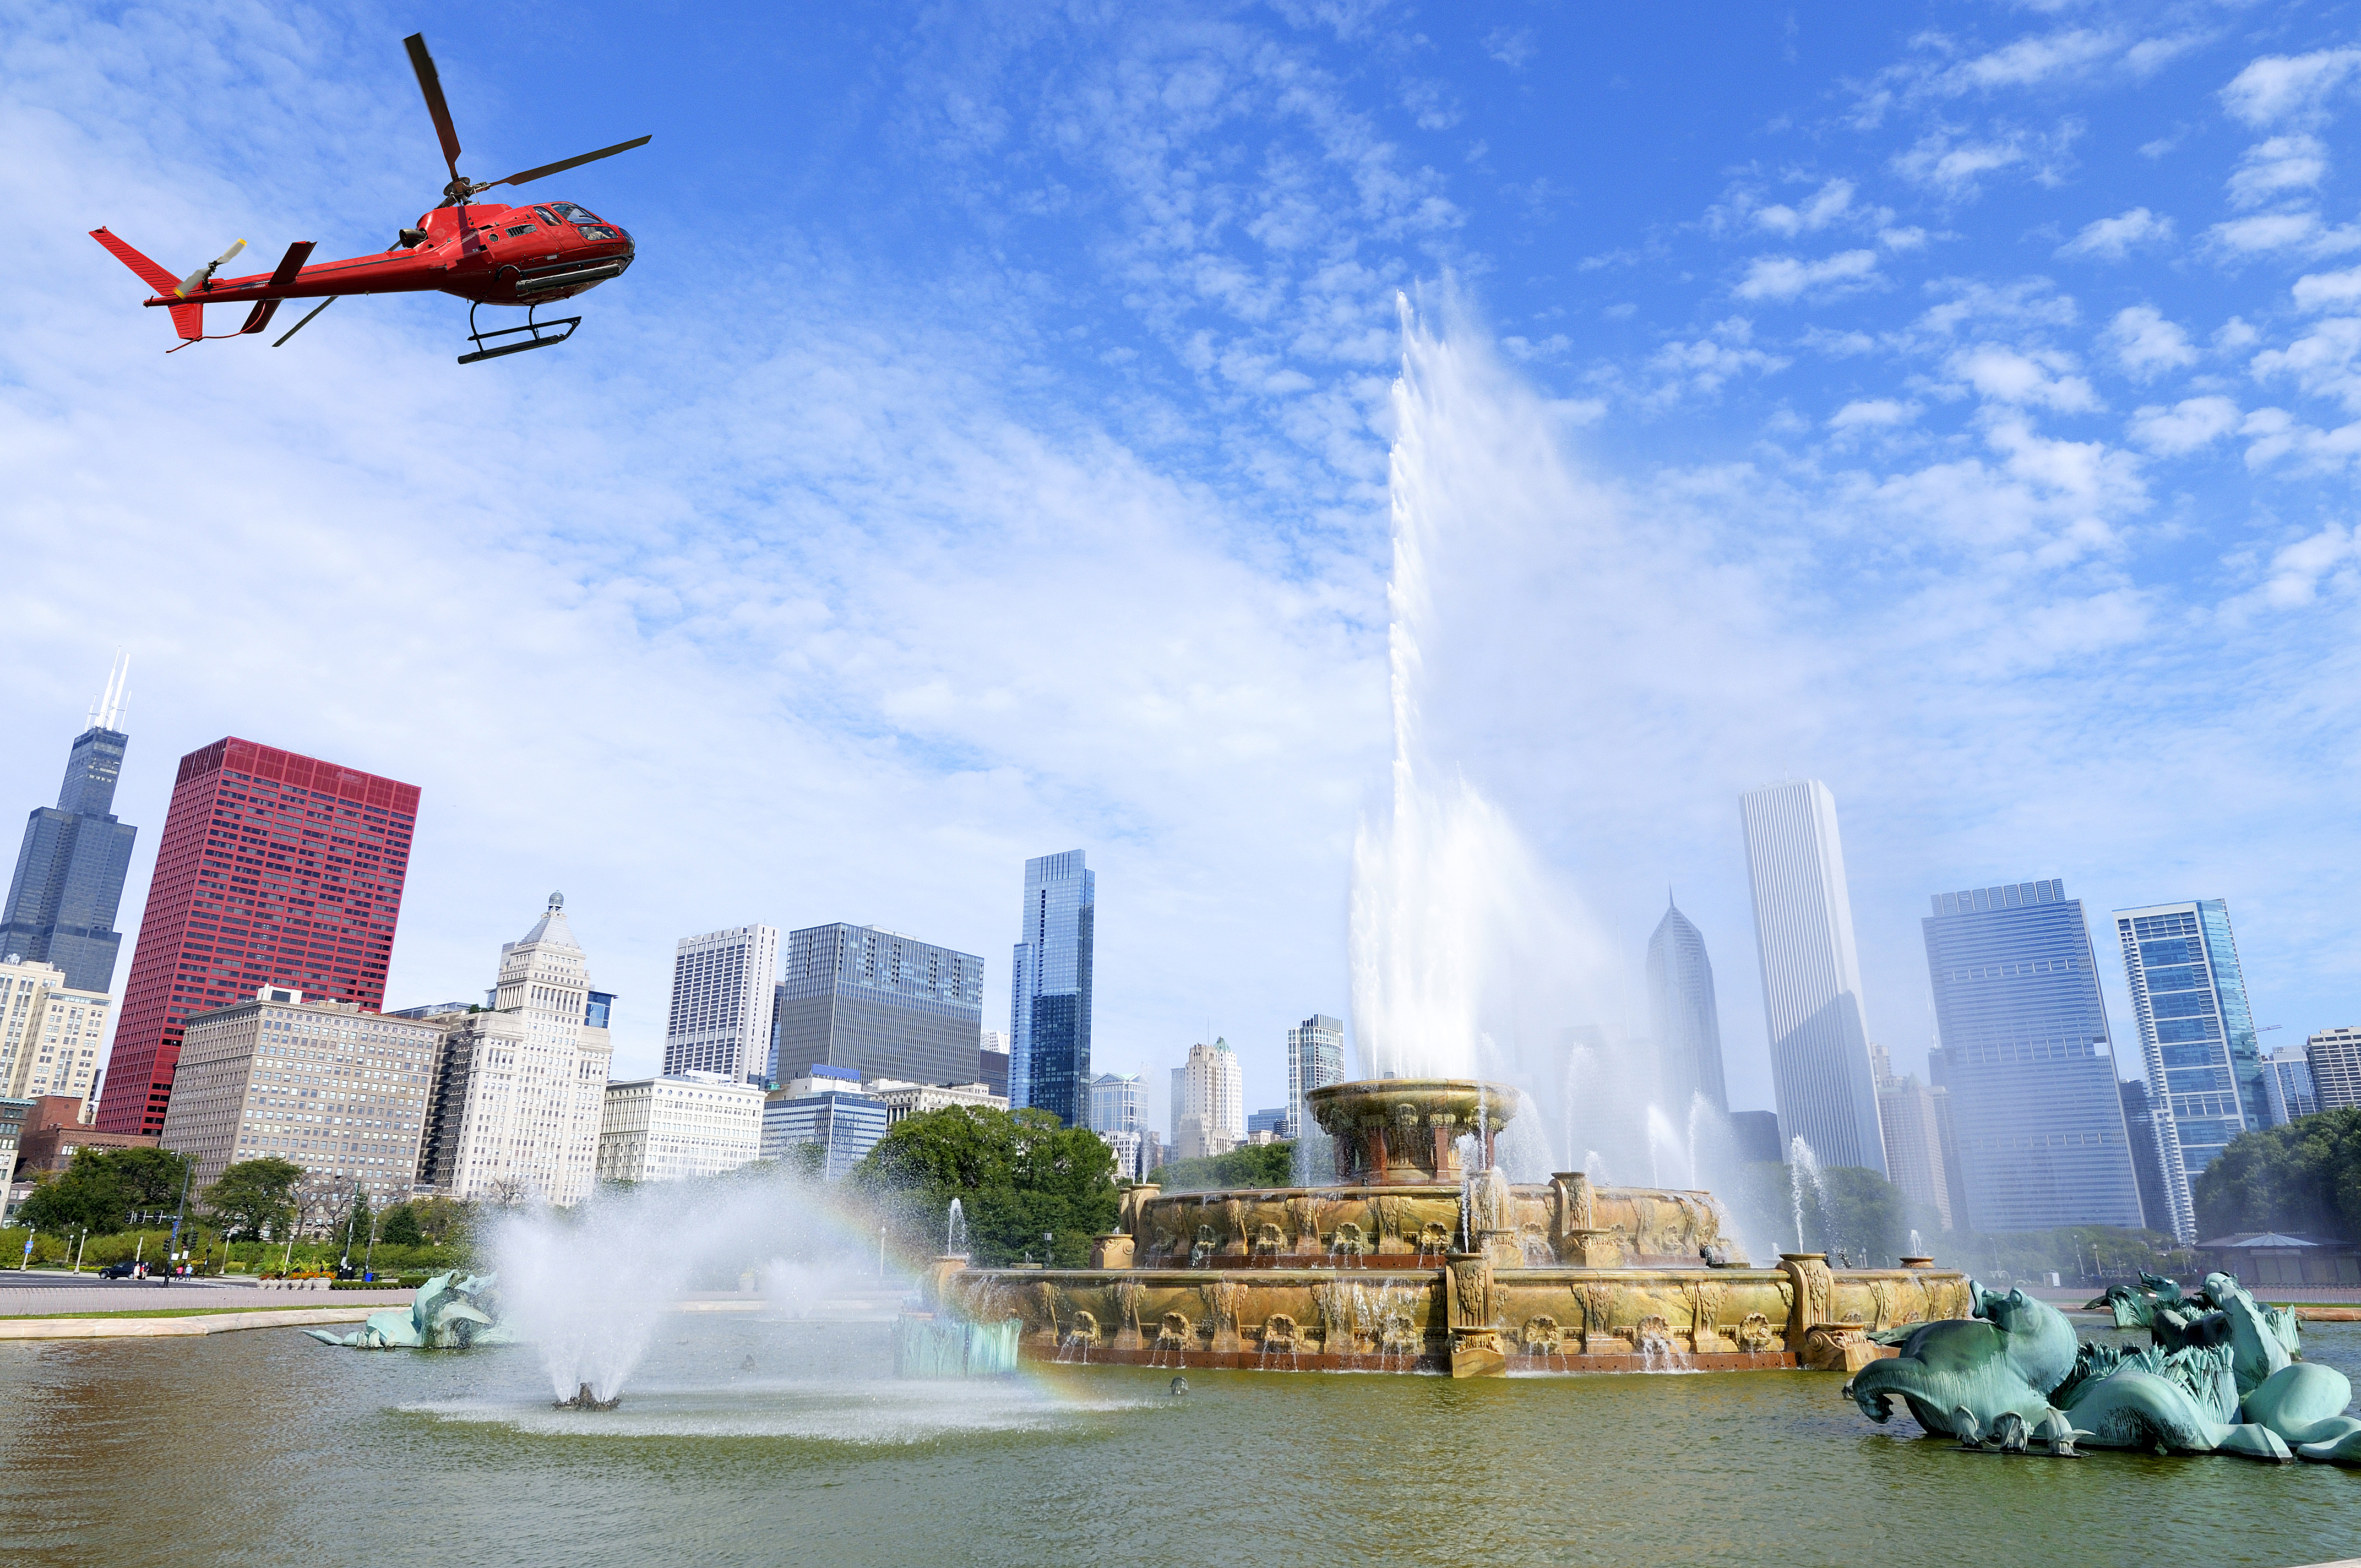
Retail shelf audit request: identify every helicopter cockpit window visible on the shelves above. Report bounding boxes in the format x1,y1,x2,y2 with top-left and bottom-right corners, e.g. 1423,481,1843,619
532,206,558,225
546,203,598,224
576,225,620,242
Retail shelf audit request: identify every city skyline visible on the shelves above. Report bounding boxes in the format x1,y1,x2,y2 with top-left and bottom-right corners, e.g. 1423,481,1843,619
23,699,2361,1152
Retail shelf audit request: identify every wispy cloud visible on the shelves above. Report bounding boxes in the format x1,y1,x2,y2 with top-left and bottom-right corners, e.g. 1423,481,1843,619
2229,135,2329,208
1733,249,1882,301
2129,395,2239,454
2057,206,2174,261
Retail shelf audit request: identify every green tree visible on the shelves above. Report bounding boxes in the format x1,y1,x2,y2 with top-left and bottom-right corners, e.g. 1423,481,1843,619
2193,1108,2361,1239
377,1195,472,1247
852,1106,1119,1267
1734,1161,1913,1264
202,1158,303,1240
1151,1141,1295,1194
14,1146,192,1235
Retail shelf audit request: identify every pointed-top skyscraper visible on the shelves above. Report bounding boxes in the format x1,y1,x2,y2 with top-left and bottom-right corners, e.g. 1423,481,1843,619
1645,892,1728,1116
2,656,139,994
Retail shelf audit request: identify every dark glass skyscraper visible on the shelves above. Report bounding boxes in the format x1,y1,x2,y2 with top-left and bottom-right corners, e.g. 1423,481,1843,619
2,687,139,994
771,923,984,1088
1923,880,2144,1233
1645,895,1728,1115
1010,849,1093,1125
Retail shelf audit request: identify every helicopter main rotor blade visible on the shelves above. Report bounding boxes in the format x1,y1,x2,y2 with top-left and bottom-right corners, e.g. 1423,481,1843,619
403,33,464,186
487,136,652,191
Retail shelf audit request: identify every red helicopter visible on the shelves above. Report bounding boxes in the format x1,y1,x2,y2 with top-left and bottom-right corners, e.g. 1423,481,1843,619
90,34,649,364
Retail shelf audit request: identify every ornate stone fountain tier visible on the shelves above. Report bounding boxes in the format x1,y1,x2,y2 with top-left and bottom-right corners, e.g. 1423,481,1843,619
1307,1077,1520,1185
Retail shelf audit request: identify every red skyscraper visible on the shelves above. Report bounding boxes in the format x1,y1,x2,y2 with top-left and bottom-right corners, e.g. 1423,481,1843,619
95,739,421,1136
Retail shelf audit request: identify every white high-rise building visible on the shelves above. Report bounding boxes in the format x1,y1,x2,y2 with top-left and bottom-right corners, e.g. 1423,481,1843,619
2310,1027,2361,1114
597,1072,765,1183
664,924,779,1084
417,894,613,1205
1284,1014,1344,1140
1171,1038,1243,1161
1739,780,1887,1175
2261,1045,2318,1125
0,956,109,1103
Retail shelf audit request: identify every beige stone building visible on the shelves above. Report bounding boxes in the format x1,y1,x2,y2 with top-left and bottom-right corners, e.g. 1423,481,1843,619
159,987,438,1202
415,895,612,1205
0,956,110,1103
863,1076,1006,1126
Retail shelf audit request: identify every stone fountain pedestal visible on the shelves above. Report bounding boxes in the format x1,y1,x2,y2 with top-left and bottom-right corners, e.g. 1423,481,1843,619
919,1079,1972,1378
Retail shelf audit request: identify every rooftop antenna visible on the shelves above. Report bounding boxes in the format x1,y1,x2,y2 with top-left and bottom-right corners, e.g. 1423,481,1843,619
88,649,129,731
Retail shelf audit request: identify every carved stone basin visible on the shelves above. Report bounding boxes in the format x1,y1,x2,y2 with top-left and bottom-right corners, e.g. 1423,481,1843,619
1307,1077,1519,1185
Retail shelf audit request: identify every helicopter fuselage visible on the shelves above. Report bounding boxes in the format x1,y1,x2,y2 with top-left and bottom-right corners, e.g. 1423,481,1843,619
128,199,634,312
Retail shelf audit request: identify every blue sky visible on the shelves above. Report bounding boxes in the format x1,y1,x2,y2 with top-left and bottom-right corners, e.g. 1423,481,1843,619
5,0,2360,1127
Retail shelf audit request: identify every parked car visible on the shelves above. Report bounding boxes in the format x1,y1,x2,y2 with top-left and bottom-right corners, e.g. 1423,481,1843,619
97,1261,137,1279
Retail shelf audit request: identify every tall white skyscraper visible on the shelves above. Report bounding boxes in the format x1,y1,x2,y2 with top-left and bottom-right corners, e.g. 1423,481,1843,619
664,925,779,1084
1171,1038,1243,1160
1739,780,1887,1175
417,893,613,1205
1284,1014,1344,1139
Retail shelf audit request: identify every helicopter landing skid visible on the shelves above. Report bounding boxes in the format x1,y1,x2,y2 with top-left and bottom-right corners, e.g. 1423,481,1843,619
458,300,581,365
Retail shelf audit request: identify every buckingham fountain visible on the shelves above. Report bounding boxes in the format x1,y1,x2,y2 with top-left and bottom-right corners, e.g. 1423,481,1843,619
913,1076,1972,1378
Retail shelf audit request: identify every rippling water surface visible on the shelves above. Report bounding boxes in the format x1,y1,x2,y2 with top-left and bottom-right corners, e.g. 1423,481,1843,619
4,1316,2357,1567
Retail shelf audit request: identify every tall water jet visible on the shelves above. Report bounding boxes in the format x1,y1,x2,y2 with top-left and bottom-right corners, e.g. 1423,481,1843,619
1348,293,1617,1099
1786,1136,1828,1254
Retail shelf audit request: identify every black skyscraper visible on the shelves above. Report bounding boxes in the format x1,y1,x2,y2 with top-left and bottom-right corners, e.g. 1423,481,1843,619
2,667,138,993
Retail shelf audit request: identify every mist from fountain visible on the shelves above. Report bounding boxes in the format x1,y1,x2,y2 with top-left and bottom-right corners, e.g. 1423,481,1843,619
947,1197,968,1259
489,1168,891,1404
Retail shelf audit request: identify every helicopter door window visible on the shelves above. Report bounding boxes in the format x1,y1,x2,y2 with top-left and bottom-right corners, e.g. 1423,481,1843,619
532,207,558,225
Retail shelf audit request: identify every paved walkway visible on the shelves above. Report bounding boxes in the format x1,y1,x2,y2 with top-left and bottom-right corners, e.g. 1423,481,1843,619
0,1277,414,1317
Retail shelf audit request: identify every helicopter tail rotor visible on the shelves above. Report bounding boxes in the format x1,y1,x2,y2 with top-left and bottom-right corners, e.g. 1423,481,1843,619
175,239,246,297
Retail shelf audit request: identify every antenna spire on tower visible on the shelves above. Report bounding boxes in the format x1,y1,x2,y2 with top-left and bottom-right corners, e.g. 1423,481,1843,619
88,649,129,731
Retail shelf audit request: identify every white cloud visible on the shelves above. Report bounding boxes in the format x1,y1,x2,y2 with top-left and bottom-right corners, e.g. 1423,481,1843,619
2238,524,2361,609
2128,395,2240,454
1645,318,1791,400
2102,306,2199,380
2229,134,2329,208
1952,29,2122,91
2221,47,2361,127
1484,26,1534,68
1892,131,2024,194
1947,344,2101,411
1880,226,1930,251
1733,249,1881,302
2292,266,2361,310
2239,406,2361,471
2205,210,2361,260
1754,179,1857,236
1827,398,1918,430
2251,317,2361,412
2056,206,2173,261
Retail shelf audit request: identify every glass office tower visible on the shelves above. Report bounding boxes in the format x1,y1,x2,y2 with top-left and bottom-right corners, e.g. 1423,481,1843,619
1010,850,1094,1125
773,924,984,1088
2114,900,2263,1242
1739,779,1886,1174
1645,896,1729,1115
2,691,139,994
1922,880,2144,1232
